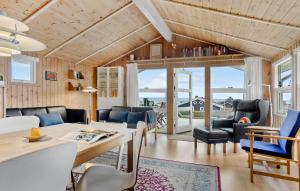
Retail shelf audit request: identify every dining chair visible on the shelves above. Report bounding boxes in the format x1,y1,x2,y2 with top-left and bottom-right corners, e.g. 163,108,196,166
0,116,40,134
0,142,77,191
76,121,145,191
240,109,300,190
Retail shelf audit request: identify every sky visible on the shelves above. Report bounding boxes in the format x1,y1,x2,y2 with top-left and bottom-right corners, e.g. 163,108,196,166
138,67,245,100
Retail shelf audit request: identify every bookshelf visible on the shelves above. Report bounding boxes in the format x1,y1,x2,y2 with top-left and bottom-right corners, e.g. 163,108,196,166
97,67,124,109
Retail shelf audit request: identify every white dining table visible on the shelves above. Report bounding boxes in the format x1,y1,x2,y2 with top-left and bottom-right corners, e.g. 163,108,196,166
0,122,136,171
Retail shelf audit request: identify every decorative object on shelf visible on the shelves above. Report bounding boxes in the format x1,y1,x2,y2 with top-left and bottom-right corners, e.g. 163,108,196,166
68,70,84,80
150,43,162,59
0,73,4,86
45,71,57,81
0,10,46,57
68,82,82,91
181,44,230,57
82,86,97,124
129,54,135,61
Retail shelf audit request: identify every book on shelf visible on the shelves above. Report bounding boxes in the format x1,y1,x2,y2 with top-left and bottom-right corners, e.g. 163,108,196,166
60,129,117,144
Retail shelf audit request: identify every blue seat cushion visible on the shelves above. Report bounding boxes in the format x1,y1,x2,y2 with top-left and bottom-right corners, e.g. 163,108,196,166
35,113,64,127
240,139,290,159
107,111,128,123
127,112,145,124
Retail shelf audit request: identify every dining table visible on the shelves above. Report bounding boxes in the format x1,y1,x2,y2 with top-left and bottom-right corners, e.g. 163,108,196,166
0,122,136,172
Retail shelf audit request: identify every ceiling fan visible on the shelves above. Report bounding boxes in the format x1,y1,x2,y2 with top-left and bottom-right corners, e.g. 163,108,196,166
0,10,46,57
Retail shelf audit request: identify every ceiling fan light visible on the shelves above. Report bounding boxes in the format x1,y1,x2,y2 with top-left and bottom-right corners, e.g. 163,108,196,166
0,47,21,57
0,39,21,57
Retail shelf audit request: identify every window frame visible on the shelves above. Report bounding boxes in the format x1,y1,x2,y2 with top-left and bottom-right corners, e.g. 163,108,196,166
273,55,292,116
210,66,247,119
10,55,38,85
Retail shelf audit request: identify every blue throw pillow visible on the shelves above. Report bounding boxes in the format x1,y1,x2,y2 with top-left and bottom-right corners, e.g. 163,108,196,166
108,111,128,123
127,112,145,124
35,112,64,127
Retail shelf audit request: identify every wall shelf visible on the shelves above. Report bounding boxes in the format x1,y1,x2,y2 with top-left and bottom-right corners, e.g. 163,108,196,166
68,82,83,91
68,70,84,80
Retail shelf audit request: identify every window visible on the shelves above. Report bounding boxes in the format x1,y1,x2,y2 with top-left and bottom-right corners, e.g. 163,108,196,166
211,66,246,119
273,56,292,115
11,55,38,84
138,69,167,108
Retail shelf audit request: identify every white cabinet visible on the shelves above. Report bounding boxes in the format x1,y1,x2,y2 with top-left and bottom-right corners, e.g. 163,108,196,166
97,67,124,109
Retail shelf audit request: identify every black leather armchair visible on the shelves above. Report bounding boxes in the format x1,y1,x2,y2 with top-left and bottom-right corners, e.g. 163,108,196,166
212,99,269,152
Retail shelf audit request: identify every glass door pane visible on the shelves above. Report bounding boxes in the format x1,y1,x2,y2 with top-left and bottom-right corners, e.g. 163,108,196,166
174,69,193,133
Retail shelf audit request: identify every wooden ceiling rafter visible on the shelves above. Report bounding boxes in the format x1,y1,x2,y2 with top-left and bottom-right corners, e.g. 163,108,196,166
75,23,153,65
165,19,288,51
22,0,59,24
132,0,172,42
161,0,300,31
100,36,162,67
44,1,134,57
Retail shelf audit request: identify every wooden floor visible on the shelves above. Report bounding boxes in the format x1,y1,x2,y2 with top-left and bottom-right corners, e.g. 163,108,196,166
140,134,298,191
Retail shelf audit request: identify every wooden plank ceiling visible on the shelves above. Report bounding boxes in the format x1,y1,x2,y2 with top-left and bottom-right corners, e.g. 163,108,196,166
1,0,300,66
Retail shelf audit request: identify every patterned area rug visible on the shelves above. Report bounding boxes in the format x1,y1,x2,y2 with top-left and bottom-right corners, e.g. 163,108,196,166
69,152,221,191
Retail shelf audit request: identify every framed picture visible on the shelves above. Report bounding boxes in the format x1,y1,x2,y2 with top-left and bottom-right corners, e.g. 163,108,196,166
45,71,57,81
150,43,162,59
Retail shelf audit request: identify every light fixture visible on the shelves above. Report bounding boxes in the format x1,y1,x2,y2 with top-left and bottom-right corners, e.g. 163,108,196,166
82,86,97,124
0,10,46,57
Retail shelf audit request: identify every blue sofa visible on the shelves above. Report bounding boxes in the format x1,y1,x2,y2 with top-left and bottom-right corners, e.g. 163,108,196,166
96,106,157,145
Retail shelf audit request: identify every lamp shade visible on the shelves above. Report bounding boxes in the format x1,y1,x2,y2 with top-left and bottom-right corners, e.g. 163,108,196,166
0,11,29,32
82,86,97,93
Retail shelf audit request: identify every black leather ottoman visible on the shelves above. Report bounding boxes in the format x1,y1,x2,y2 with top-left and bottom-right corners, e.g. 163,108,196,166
193,127,229,154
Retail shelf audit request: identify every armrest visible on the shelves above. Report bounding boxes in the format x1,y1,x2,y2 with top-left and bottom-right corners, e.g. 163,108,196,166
66,108,87,124
212,119,234,128
246,126,280,132
232,123,255,142
247,133,300,141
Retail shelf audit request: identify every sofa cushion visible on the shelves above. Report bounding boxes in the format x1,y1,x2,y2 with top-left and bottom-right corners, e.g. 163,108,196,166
127,112,145,124
46,106,67,122
35,113,64,127
111,106,131,111
6,108,22,117
97,109,111,121
21,107,47,116
108,111,128,123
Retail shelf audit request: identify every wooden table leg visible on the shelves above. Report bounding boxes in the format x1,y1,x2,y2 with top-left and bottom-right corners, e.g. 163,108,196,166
223,143,226,154
127,139,133,173
207,144,211,155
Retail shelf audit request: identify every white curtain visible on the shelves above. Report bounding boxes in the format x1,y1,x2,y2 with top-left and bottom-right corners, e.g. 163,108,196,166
245,57,263,100
126,63,139,107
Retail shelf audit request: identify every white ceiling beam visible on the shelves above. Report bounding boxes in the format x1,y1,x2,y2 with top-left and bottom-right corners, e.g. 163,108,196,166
75,23,152,65
22,0,59,24
162,0,300,31
100,36,162,67
44,2,134,57
166,19,288,51
133,0,172,42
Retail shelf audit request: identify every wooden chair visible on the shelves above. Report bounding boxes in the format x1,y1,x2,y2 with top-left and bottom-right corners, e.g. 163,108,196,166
76,122,145,191
0,116,40,134
0,142,77,191
240,109,300,190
